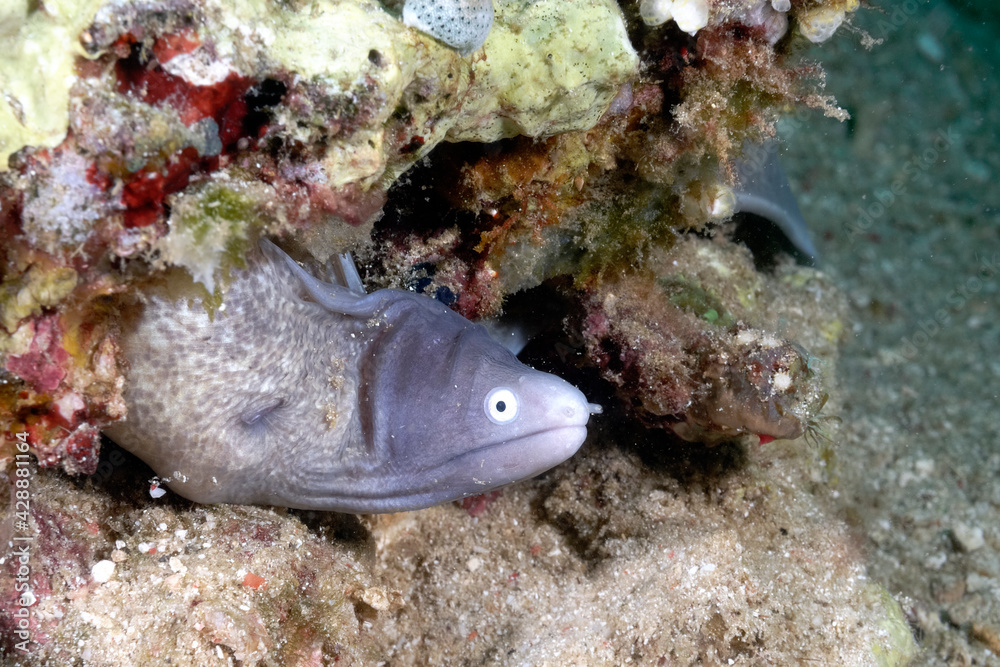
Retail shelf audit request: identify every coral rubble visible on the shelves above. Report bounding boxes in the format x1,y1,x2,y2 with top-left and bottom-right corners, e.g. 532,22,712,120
580,237,840,444
1,470,390,666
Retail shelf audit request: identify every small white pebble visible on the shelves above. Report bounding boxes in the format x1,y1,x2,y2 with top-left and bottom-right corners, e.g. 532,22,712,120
91,560,116,583
770,0,790,12
165,573,184,590
169,557,186,573
150,485,167,499
467,556,482,572
772,370,793,392
952,523,985,552
914,458,935,476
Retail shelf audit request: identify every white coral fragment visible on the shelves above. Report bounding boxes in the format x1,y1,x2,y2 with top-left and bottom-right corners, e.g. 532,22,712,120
403,0,494,56
672,0,710,35
91,560,116,583
736,0,789,45
639,0,673,26
798,5,846,43
639,0,708,36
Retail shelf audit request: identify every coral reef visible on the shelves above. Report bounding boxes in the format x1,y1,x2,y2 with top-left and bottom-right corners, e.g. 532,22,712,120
0,0,638,474
0,0,918,664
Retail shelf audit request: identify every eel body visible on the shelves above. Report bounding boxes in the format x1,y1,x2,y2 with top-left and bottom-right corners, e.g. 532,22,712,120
733,140,818,265
105,240,595,513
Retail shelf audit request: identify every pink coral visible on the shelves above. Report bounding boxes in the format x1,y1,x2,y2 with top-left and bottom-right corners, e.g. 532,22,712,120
6,315,70,394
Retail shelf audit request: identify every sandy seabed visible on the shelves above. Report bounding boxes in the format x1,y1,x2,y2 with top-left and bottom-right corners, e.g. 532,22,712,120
784,2,1000,664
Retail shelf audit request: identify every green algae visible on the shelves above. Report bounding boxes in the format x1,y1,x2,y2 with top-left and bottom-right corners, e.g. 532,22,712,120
156,180,261,298
658,274,735,327
573,181,681,283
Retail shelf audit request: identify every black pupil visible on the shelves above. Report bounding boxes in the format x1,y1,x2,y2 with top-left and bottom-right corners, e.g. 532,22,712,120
496,400,507,412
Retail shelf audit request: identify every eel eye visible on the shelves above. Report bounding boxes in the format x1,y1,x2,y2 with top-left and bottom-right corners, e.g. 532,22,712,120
484,387,518,425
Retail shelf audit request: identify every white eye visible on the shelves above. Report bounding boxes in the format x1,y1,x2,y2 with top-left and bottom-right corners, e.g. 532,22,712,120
484,387,518,424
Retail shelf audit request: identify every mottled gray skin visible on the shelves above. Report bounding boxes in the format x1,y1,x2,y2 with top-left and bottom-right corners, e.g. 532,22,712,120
105,240,594,513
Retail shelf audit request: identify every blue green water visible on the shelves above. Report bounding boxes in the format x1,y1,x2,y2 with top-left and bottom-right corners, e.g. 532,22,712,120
785,2,1000,663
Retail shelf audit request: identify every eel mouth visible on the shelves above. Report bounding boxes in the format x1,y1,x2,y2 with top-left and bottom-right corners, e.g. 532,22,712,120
274,423,591,514
443,423,590,485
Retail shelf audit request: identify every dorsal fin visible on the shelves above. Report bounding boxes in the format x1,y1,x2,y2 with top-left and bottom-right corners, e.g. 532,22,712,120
259,239,383,317
334,253,366,295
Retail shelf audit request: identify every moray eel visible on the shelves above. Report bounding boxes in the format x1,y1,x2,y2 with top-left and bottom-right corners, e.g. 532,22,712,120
105,240,597,513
